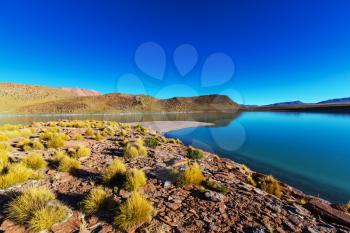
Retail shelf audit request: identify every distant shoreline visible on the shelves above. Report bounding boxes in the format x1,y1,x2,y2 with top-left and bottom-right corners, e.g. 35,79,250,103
130,121,214,133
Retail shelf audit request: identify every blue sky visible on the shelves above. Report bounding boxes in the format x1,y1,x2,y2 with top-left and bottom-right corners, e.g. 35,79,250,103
1,0,350,105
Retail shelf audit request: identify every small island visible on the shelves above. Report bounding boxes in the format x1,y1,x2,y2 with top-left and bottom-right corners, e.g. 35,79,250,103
0,120,349,232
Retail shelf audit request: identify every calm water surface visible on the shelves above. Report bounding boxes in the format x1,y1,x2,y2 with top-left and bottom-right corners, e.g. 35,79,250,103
1,111,349,203
166,112,350,203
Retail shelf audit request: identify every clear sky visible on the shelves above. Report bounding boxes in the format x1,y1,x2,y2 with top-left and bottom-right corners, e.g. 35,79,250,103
1,0,350,105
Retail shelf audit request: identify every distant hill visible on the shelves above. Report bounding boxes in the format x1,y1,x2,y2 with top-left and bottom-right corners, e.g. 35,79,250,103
0,82,100,113
318,97,350,104
264,101,304,107
17,94,239,114
0,82,239,114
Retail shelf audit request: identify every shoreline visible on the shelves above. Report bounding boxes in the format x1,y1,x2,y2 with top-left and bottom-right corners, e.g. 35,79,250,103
130,121,214,133
0,120,349,231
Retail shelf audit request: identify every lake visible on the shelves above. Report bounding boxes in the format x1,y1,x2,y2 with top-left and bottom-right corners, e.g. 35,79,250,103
1,111,349,203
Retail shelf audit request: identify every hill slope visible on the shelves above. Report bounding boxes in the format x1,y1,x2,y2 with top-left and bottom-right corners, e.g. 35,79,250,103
0,83,101,113
17,93,239,114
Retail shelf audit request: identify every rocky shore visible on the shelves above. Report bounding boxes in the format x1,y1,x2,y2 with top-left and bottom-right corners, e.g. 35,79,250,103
0,120,349,233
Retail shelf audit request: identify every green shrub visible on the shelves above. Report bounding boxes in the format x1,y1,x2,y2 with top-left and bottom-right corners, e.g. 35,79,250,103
21,153,47,170
124,140,147,158
179,162,204,186
114,192,155,232
144,137,159,149
258,175,281,197
102,159,127,185
125,168,147,191
82,187,109,214
187,146,204,160
204,179,228,193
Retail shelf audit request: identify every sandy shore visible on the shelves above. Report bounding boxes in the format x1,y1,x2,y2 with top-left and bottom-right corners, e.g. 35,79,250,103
130,121,214,133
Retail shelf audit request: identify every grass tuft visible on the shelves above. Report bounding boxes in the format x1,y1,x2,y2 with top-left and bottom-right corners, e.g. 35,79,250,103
6,187,56,224
0,150,9,172
53,151,80,172
21,153,47,170
102,159,127,185
124,140,147,158
114,192,155,232
125,168,147,191
0,163,43,189
72,145,91,158
144,137,159,149
0,142,12,152
258,175,281,197
73,133,84,141
82,187,109,214
85,128,94,137
179,162,204,186
187,146,204,160
47,134,65,149
28,204,69,232
204,179,228,193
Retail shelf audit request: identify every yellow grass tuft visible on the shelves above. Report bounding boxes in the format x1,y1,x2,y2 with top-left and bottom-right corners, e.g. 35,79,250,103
85,128,94,136
124,140,147,158
47,134,65,149
72,146,91,158
32,140,44,150
259,175,281,197
114,192,155,232
82,187,109,214
6,187,55,224
102,159,127,185
21,153,47,170
125,168,147,191
28,204,69,232
0,142,12,152
180,162,204,186
54,151,80,172
0,150,9,172
6,187,69,231
0,163,43,189
73,133,84,141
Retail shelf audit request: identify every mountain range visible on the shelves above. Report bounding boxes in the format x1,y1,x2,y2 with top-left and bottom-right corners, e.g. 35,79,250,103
0,83,239,114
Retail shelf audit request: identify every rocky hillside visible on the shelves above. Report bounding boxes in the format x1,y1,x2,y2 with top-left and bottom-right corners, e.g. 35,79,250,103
0,83,100,113
61,88,101,97
17,94,239,114
0,120,349,233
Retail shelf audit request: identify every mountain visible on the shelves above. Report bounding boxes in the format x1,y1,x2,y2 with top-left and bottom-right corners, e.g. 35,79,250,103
318,97,350,104
0,82,100,113
0,83,239,114
264,101,304,107
16,93,239,114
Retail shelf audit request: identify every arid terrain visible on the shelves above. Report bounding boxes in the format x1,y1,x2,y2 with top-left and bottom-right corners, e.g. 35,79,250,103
0,120,350,233
0,83,239,114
